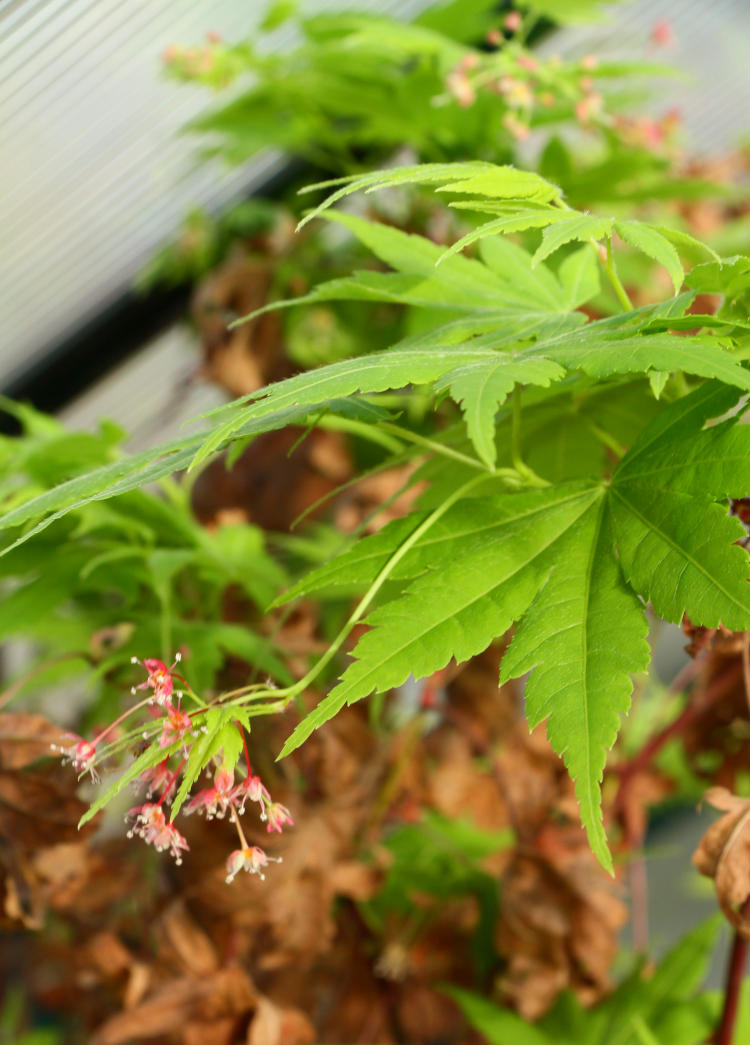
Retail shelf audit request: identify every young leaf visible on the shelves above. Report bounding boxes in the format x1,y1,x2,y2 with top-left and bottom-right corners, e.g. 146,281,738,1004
557,245,601,310
297,161,561,228
614,220,684,293
437,205,568,263
533,214,614,266
438,356,565,467
78,742,169,829
648,224,720,263
529,329,750,392
170,708,226,818
0,398,380,558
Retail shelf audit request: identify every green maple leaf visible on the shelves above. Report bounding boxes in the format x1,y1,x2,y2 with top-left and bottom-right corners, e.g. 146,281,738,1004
280,384,750,869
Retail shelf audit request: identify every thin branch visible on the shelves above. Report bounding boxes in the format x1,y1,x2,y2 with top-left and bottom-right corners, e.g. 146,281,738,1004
715,897,750,1045
741,632,750,716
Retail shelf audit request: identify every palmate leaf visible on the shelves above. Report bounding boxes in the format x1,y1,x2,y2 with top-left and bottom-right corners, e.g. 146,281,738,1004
250,209,570,316
296,162,701,292
557,246,601,310
526,328,750,389
533,213,614,265
280,385,750,866
437,203,569,262
190,344,555,472
614,220,684,293
610,485,750,629
276,485,590,605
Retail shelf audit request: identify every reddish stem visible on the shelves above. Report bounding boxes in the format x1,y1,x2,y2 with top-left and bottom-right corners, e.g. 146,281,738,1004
93,695,153,747
615,659,743,841
236,721,253,776
715,898,750,1045
157,758,186,807
629,852,649,952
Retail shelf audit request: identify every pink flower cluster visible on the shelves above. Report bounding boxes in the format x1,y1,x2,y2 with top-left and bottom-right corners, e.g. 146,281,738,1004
441,33,606,141
53,653,293,884
184,766,294,834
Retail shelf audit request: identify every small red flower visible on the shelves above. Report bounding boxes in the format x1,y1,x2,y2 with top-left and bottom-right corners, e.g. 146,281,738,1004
131,653,183,706
650,19,673,47
52,735,99,781
137,759,178,802
265,802,294,834
231,774,271,818
445,70,475,108
225,845,281,883
184,765,235,820
159,704,193,750
125,803,189,864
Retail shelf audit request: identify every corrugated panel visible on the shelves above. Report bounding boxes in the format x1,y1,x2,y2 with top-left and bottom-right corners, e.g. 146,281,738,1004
544,0,750,154
3,0,748,395
0,0,427,390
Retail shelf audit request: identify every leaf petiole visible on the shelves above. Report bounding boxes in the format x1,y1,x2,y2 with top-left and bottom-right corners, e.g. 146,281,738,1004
604,235,634,312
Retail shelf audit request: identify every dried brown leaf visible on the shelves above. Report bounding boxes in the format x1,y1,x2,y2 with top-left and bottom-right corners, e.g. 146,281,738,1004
693,787,750,936
92,968,257,1045
0,712,68,769
159,900,220,977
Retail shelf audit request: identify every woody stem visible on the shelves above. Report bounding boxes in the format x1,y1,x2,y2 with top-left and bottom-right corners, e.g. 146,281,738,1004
94,696,153,746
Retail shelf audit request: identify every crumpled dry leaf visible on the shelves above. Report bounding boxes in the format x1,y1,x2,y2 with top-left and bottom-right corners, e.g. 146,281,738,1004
0,712,68,769
692,786,750,937
247,996,315,1045
497,841,626,1020
395,982,463,1045
3,850,45,929
0,768,86,847
79,932,133,980
192,427,351,534
192,251,287,399
158,900,220,977
92,967,257,1045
